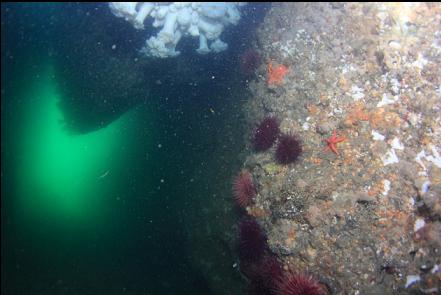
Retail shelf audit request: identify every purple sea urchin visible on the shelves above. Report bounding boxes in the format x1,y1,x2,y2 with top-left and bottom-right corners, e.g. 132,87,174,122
247,255,284,295
233,171,256,208
238,218,267,262
240,49,261,77
260,255,284,287
275,134,302,164
253,117,280,151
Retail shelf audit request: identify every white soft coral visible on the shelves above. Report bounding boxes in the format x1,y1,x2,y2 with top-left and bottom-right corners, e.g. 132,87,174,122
109,2,245,58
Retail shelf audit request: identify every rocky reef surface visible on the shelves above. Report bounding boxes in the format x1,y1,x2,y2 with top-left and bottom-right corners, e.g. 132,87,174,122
238,3,441,294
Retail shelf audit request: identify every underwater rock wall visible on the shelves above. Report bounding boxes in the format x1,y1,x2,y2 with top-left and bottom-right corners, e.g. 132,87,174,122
240,3,441,294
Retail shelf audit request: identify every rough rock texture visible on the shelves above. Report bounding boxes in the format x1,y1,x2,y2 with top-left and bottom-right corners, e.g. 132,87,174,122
240,3,441,294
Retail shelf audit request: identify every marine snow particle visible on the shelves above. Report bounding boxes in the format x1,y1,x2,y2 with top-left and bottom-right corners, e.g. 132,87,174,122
253,116,280,151
233,170,256,208
275,134,302,164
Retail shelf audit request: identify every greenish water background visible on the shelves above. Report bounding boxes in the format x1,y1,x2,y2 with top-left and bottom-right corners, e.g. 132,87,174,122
1,3,266,294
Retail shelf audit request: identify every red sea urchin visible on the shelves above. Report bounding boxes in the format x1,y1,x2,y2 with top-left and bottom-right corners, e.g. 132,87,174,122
275,134,302,164
233,171,256,208
274,272,327,295
253,116,280,152
238,218,267,262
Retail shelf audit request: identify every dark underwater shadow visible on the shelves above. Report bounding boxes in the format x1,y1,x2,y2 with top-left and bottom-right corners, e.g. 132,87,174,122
2,3,270,294
52,3,147,134
51,2,271,135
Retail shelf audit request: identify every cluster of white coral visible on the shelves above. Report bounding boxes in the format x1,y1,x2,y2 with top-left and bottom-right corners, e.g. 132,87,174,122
109,2,244,58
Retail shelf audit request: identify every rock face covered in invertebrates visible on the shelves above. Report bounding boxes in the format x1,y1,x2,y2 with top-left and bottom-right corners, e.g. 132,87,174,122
238,3,441,294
